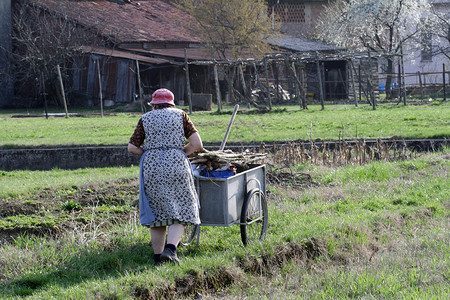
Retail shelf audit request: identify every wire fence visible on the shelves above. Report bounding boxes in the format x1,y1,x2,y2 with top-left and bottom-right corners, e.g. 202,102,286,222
378,69,449,103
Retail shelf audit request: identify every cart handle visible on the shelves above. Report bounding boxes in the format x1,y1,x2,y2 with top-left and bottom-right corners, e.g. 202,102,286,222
219,104,239,151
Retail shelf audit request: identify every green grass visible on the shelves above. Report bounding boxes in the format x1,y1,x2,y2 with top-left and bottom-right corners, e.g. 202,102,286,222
1,102,449,147
0,150,448,298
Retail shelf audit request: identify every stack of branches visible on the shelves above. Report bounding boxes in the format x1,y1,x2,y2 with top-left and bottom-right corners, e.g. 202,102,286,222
190,149,267,171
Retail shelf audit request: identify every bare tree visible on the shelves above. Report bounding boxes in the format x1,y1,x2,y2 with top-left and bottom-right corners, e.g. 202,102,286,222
175,0,281,109
176,0,280,60
314,0,432,98
6,0,113,107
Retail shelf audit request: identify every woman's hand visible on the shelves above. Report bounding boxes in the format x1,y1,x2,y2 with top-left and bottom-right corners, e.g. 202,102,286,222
184,132,203,156
128,143,144,156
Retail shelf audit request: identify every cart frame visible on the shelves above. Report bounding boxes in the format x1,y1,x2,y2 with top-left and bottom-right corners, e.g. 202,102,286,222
182,164,268,246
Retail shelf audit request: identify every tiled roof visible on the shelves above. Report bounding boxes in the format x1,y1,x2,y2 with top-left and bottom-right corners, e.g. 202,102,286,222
30,0,202,44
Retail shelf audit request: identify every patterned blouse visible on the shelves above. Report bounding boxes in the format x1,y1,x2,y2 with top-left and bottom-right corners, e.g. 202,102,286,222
129,109,198,147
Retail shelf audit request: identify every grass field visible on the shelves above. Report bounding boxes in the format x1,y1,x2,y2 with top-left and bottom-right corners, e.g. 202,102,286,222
1,102,449,148
0,150,448,299
1,102,449,298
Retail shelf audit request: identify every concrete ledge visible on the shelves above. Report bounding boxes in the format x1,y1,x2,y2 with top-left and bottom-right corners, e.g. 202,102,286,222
192,93,212,111
0,139,447,171
0,146,140,171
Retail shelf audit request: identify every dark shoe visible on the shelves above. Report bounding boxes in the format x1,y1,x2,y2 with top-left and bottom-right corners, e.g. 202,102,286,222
153,254,161,266
160,246,180,264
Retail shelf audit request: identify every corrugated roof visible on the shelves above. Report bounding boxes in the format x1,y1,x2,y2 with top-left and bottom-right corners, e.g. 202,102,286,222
269,35,346,52
430,0,450,3
80,46,171,64
30,0,202,44
121,46,284,62
268,0,327,4
133,47,213,61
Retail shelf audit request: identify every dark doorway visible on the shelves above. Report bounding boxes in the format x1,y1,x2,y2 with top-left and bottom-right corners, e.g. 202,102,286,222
324,61,347,100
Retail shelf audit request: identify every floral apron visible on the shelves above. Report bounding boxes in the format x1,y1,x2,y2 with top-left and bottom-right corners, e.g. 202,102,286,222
139,108,200,227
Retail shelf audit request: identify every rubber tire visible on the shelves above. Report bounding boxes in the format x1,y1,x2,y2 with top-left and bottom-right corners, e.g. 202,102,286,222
240,188,268,246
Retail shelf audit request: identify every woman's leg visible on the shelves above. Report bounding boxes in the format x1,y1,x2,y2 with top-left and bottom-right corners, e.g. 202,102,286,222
160,224,184,263
150,226,166,254
166,223,184,246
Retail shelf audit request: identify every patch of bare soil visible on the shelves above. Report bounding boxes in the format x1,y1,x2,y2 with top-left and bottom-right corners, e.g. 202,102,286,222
238,238,328,276
132,266,241,300
130,238,331,299
0,200,43,218
266,169,319,188
0,178,139,244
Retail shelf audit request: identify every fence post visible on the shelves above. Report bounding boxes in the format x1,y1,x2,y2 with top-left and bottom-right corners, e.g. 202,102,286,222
263,56,272,110
397,60,402,105
368,51,376,110
401,44,406,105
253,61,263,103
289,60,302,109
96,60,103,117
40,72,48,119
443,64,447,102
349,59,358,107
274,61,280,101
214,63,222,112
135,59,144,113
315,53,324,110
300,66,308,109
56,64,69,118
184,48,193,114
358,64,362,103
238,63,247,100
418,71,423,101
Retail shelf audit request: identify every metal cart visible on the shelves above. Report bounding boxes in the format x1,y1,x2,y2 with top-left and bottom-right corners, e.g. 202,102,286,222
181,164,268,247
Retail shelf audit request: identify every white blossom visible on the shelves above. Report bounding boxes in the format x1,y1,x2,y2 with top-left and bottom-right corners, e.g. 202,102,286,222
315,0,432,54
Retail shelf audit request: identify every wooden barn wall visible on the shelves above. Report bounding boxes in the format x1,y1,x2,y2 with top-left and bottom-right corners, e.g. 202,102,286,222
190,65,213,95
72,55,136,105
138,64,187,105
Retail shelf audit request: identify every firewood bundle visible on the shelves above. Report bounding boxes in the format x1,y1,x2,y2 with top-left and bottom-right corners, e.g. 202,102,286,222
189,149,267,170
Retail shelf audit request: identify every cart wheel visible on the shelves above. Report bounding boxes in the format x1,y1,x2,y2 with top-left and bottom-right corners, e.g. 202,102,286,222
180,224,199,247
240,188,268,246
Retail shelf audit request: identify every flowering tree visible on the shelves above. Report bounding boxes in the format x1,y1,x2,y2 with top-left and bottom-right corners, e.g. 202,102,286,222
429,6,450,60
314,0,432,97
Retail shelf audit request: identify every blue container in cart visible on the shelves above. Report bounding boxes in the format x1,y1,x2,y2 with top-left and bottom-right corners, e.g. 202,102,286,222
200,169,235,178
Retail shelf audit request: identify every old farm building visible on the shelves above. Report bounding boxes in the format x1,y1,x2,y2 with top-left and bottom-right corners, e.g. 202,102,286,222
2,0,382,108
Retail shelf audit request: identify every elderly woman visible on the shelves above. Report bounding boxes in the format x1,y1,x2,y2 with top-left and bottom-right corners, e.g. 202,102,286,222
128,88,202,265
